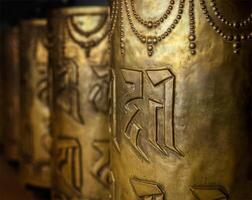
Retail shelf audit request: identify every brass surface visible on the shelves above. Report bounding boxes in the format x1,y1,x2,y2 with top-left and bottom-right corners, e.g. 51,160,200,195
110,0,252,199
19,19,51,188
2,27,20,161
49,6,111,200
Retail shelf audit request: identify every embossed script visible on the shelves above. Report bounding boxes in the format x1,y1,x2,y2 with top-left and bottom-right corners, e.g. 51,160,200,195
56,136,83,197
91,140,110,187
190,185,229,200
118,67,182,160
55,48,84,125
131,177,165,200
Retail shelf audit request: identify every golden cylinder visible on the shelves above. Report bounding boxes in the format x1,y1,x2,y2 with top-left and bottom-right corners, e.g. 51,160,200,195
2,27,20,161
49,7,111,199
110,0,252,199
19,19,51,188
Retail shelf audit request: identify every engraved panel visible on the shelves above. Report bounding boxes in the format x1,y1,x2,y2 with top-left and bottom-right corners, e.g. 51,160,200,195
130,177,165,200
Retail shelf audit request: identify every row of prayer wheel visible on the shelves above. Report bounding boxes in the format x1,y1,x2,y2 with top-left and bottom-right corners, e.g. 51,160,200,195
0,0,252,199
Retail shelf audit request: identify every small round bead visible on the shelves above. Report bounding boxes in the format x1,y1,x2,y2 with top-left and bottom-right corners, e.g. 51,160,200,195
189,35,196,41
189,42,196,49
147,45,153,51
147,21,153,28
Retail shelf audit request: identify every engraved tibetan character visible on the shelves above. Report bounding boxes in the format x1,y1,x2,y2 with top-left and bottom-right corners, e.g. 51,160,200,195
120,67,182,160
55,43,84,125
56,137,83,197
131,178,165,200
91,140,110,187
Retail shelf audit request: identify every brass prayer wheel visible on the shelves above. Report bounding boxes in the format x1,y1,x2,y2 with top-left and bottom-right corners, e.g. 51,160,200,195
19,19,51,188
49,7,111,199
2,27,20,161
110,0,252,199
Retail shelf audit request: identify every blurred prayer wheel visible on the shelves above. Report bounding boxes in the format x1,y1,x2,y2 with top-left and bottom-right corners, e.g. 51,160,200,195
19,19,51,188
110,0,252,199
49,7,111,199
2,27,20,162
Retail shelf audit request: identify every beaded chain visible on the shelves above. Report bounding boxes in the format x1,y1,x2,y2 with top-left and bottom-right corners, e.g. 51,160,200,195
209,0,252,29
189,0,197,55
109,0,252,56
67,15,110,57
130,0,176,29
200,0,252,54
122,0,185,56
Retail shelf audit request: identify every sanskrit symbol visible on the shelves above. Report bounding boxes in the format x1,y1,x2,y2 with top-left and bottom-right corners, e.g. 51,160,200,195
55,42,84,124
190,185,229,200
37,64,49,106
36,39,49,106
91,140,110,187
88,51,110,113
56,137,83,197
121,67,183,160
130,177,165,200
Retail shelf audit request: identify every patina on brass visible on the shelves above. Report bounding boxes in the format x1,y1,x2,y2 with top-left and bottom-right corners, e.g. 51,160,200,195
110,0,252,199
49,7,110,200
2,27,20,161
19,19,51,188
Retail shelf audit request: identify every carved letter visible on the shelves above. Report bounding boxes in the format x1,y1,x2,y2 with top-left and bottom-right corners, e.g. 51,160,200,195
56,136,83,195
190,185,229,200
131,177,165,200
91,140,110,187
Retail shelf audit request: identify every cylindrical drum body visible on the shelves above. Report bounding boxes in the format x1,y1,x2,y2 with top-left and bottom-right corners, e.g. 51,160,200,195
19,19,51,188
49,7,110,200
110,0,252,199
2,27,20,161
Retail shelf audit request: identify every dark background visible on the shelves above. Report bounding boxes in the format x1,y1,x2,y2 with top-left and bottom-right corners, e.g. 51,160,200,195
0,0,108,27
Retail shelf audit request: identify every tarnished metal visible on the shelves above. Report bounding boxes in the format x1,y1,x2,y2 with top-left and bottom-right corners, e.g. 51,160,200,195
19,19,51,188
110,0,252,199
2,27,20,161
49,7,111,200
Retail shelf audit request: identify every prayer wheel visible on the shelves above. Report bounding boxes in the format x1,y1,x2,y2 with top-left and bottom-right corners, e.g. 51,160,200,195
109,0,252,199
49,7,111,199
19,19,51,188
2,27,20,162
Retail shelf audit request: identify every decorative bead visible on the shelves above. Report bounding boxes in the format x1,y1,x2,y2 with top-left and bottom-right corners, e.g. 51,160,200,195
189,35,196,41
189,42,196,49
148,51,153,57
147,45,153,51
147,21,153,28
153,37,158,44
147,37,153,44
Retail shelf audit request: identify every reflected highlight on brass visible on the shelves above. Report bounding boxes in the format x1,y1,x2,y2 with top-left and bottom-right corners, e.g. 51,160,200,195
2,27,20,162
49,7,110,200
110,0,252,199
19,19,51,188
